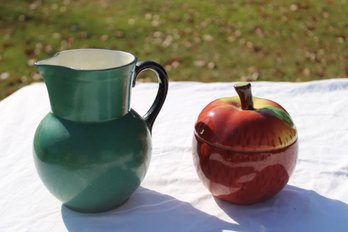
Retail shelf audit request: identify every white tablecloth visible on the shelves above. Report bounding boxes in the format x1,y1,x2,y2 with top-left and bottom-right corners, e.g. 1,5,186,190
1,80,348,231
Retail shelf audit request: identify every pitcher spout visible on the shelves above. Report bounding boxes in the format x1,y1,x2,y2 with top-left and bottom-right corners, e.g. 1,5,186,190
35,49,136,70
35,49,137,122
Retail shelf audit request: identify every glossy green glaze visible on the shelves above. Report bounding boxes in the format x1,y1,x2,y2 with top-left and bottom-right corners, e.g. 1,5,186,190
34,111,151,212
33,49,168,212
35,49,136,122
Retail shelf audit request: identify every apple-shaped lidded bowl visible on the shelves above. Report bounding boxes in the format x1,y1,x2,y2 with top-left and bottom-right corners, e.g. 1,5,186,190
192,82,298,204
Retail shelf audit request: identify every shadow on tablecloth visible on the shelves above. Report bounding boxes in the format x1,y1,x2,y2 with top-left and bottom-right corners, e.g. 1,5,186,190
216,185,348,231
61,185,348,232
61,187,236,232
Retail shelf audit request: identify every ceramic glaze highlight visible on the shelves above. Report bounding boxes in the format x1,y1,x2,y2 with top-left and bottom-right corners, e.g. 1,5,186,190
193,136,298,204
34,110,151,212
195,96,297,152
33,49,168,212
35,49,137,122
192,82,298,204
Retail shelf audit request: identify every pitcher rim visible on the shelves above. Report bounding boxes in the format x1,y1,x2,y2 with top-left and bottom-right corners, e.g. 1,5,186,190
35,48,137,71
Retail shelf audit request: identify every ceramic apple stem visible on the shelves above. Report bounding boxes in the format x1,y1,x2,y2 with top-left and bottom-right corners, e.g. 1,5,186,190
234,82,254,110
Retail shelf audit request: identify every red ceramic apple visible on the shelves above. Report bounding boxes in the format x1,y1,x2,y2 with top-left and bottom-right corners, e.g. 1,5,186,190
192,82,298,204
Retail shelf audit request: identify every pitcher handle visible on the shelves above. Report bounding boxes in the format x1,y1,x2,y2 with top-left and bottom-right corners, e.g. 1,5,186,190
133,60,169,132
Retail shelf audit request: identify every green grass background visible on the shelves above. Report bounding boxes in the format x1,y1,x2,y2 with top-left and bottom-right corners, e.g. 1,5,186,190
1,0,347,99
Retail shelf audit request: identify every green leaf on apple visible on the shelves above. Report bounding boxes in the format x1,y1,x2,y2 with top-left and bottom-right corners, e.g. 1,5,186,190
258,106,294,127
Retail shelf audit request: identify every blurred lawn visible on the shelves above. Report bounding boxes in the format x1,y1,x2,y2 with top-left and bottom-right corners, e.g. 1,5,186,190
0,0,347,99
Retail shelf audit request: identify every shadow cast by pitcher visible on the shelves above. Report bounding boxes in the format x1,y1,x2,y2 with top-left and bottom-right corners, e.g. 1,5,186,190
61,187,235,232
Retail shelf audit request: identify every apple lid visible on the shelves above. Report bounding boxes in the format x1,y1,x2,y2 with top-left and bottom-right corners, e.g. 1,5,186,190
194,83,297,152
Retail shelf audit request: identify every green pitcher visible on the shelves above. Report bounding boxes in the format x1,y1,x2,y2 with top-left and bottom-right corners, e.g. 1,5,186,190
33,49,168,213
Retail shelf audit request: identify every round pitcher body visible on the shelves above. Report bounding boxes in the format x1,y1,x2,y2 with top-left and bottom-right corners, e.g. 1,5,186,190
33,110,151,212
